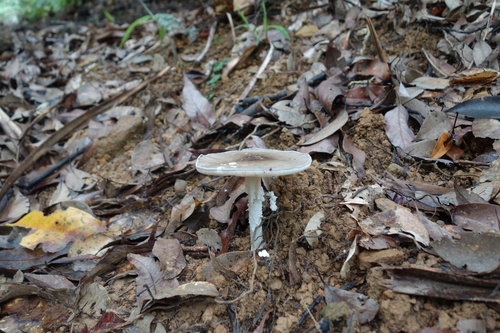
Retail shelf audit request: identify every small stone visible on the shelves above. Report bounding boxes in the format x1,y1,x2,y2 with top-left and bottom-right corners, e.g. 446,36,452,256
387,163,404,177
302,272,312,283
94,115,144,159
296,25,319,38
214,324,227,333
358,249,406,270
382,289,394,299
270,278,283,291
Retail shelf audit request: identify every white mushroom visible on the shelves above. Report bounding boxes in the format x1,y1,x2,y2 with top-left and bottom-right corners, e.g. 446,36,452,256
195,148,312,252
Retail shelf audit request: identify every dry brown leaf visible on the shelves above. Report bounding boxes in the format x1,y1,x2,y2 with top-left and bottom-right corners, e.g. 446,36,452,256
384,105,414,150
182,73,215,128
430,132,453,159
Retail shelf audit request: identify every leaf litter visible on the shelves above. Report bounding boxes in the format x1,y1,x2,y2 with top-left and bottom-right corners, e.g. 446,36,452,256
0,0,500,332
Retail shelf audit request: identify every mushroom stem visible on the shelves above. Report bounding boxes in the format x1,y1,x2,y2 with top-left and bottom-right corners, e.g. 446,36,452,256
245,176,266,251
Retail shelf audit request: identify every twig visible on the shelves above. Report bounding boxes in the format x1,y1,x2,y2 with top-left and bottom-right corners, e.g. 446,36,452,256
16,142,90,191
365,15,387,64
238,43,275,101
297,295,323,330
227,12,236,43
239,89,287,106
182,22,218,62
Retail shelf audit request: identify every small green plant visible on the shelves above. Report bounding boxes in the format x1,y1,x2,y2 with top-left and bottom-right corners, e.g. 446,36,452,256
235,2,290,46
119,0,179,48
207,58,229,100
103,10,115,23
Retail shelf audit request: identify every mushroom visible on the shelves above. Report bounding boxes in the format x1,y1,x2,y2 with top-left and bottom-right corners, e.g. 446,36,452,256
195,148,312,252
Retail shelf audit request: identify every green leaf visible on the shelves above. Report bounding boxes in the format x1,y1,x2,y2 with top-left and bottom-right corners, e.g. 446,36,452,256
237,10,250,27
212,58,228,72
158,27,166,43
103,10,114,23
153,13,180,31
119,15,152,48
268,25,290,40
208,73,222,86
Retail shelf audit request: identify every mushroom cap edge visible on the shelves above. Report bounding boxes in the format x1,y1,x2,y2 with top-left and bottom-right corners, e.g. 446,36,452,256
195,148,312,177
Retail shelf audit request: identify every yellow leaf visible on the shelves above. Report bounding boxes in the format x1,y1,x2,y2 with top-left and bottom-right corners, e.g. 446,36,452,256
8,207,106,253
430,132,453,159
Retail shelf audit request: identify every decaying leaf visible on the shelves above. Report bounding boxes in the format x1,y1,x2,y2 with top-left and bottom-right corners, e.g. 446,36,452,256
154,281,219,300
410,76,449,90
430,132,453,159
7,207,106,253
384,105,414,150
414,110,452,141
152,238,187,280
342,135,366,178
128,253,180,305
358,206,430,246
182,73,215,128
451,203,500,233
450,69,499,87
432,232,500,273
323,283,379,324
303,211,324,247
302,109,348,146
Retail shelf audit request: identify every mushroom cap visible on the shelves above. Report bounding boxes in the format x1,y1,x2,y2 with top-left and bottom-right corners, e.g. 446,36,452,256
196,148,312,177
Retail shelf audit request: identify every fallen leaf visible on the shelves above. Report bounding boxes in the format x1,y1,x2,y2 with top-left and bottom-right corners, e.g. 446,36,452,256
299,134,338,154
411,77,449,90
384,105,415,150
7,207,106,253
342,135,366,178
432,232,500,273
450,69,499,86
415,110,452,141
315,76,344,116
430,132,453,159
302,109,348,146
451,203,500,233
446,96,500,119
152,238,187,280
472,40,492,66
323,284,379,324
182,73,215,128
358,206,430,246
303,211,324,247
128,253,179,305
472,118,500,139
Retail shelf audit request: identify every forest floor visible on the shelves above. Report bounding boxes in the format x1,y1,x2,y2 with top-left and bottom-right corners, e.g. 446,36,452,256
0,0,499,332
